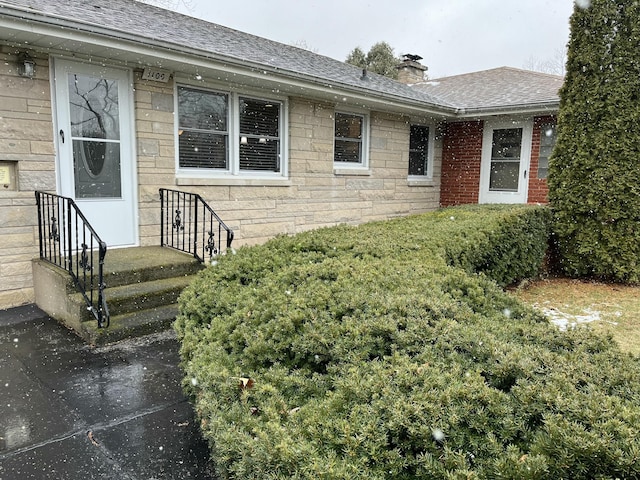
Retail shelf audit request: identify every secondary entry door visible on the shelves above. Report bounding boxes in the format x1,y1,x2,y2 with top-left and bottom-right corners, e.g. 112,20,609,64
54,59,137,246
479,119,532,204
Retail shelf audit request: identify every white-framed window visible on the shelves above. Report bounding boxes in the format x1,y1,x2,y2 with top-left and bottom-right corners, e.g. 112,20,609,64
177,86,229,170
334,111,369,168
408,124,434,178
176,84,286,178
537,122,557,179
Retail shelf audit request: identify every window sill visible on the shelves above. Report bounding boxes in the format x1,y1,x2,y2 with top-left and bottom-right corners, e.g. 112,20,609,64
407,177,436,187
176,176,292,187
333,167,371,177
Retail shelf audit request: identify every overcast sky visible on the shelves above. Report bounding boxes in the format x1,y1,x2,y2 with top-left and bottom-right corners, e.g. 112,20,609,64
168,0,575,79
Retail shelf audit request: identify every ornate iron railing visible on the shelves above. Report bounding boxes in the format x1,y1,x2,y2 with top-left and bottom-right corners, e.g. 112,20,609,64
160,188,234,263
35,191,109,328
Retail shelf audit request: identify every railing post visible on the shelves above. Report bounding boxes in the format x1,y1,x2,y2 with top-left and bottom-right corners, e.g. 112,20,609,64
66,198,73,274
160,188,165,247
35,192,44,259
193,194,199,261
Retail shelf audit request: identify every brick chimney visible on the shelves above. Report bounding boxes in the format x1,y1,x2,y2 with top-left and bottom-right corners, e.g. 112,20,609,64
396,54,427,84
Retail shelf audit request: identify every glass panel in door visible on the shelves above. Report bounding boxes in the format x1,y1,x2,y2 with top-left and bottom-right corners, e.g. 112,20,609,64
68,74,122,198
489,128,522,192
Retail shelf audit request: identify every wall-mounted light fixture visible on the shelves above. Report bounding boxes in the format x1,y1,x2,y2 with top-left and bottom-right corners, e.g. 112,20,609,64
18,53,36,78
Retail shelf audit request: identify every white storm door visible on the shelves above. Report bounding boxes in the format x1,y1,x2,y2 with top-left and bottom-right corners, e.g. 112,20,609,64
479,120,532,204
54,59,137,246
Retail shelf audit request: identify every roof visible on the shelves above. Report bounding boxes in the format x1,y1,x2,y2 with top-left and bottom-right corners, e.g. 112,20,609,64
0,0,447,113
412,67,563,114
0,1,562,117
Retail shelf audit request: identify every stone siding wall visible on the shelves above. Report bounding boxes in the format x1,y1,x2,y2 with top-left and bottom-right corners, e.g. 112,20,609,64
0,48,56,308
0,67,442,309
134,78,442,248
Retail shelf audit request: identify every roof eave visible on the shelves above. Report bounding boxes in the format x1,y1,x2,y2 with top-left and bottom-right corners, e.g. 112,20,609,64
453,101,559,119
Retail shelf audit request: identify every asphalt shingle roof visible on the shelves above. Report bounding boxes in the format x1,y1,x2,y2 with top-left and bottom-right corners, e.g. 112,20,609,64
412,67,563,111
0,1,562,114
0,0,446,109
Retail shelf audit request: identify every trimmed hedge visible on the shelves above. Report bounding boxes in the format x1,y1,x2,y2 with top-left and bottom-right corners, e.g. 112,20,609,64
175,205,640,479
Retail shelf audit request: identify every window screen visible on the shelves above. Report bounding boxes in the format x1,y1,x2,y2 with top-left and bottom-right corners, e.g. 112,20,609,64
409,125,429,176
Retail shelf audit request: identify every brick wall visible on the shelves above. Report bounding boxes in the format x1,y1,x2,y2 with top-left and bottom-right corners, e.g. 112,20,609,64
0,48,55,308
528,115,556,204
441,117,556,206
439,120,483,206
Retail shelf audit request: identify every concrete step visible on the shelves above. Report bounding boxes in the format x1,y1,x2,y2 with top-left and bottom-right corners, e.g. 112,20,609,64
102,246,204,289
33,246,205,344
69,275,195,323
80,304,180,345
62,246,204,292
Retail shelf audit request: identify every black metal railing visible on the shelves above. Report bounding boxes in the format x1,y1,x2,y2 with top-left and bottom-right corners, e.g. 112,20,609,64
35,191,109,328
160,188,234,263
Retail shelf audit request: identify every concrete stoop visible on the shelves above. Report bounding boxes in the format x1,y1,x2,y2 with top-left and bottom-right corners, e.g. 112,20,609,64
32,246,205,345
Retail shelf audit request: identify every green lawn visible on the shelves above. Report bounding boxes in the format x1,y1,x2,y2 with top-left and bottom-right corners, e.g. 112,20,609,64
512,277,640,355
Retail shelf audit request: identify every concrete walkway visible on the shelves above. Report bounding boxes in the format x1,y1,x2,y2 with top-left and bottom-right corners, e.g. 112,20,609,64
0,305,215,479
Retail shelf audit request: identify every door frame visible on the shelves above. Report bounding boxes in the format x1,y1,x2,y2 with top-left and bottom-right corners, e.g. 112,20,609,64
51,57,139,247
479,118,532,204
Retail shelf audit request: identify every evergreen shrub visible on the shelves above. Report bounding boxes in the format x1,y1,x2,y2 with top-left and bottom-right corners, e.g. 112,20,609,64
548,0,640,282
175,205,640,479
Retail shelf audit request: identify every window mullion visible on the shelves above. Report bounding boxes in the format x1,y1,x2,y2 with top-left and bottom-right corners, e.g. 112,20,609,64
230,93,239,175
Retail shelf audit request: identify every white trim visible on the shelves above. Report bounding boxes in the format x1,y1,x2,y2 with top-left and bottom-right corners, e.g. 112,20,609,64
479,118,532,204
333,110,370,171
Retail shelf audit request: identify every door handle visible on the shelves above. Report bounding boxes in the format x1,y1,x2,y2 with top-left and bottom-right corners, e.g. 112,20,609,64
524,169,527,179
59,129,65,144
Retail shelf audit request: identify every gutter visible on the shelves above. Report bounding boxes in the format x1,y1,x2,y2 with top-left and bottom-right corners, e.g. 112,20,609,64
453,101,560,118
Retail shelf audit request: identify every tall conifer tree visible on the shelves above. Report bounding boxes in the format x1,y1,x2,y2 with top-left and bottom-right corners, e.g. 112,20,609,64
548,0,640,282
346,42,401,79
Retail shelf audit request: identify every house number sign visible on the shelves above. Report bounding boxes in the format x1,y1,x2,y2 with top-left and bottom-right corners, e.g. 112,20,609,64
142,67,171,83
0,166,10,185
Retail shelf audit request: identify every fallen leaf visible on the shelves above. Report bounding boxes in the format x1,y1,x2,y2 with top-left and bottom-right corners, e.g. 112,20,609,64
87,431,100,447
235,377,254,390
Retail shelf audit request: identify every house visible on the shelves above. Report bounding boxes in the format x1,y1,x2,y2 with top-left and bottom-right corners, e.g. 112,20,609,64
412,66,562,206
0,0,562,311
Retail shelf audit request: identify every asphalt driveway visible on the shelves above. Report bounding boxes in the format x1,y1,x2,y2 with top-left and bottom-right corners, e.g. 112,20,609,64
0,305,215,479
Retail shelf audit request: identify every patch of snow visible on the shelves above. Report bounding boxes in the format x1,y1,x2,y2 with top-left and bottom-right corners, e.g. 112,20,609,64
537,305,615,331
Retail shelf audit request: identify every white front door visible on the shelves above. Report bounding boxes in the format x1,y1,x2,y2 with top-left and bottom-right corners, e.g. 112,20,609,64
479,119,532,204
53,59,138,246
